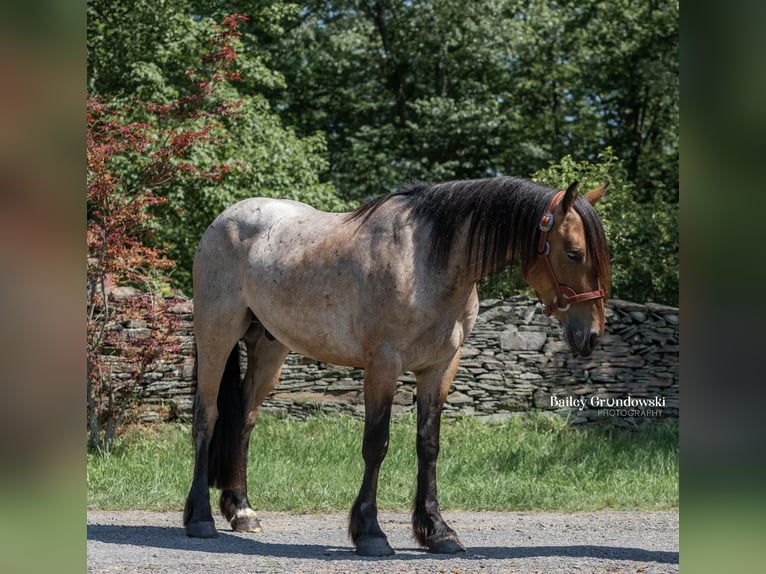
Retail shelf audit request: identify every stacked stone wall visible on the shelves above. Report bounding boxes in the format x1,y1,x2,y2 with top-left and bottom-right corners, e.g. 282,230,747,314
131,296,678,423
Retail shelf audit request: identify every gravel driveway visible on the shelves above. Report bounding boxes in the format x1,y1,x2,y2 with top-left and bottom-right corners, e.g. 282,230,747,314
87,509,678,573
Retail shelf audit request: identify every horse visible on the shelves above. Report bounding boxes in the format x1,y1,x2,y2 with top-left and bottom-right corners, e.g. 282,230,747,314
182,176,610,556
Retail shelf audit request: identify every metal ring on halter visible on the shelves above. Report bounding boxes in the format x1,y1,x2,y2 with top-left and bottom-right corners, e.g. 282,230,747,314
543,241,551,256
555,297,570,312
539,212,554,232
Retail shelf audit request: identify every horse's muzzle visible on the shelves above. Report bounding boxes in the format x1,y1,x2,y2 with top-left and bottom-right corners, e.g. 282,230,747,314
565,326,601,357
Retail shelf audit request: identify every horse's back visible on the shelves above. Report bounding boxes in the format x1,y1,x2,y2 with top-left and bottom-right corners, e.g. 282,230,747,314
202,197,317,242
193,195,477,370
195,197,322,269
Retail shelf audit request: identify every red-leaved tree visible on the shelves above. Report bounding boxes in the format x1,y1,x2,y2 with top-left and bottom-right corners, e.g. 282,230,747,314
86,14,247,452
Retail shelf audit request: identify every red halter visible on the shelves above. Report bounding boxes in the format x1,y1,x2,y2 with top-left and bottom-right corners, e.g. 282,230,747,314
536,191,605,316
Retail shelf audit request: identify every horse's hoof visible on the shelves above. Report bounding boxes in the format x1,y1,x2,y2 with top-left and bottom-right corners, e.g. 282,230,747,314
185,521,218,538
355,535,395,556
427,534,466,554
231,514,262,533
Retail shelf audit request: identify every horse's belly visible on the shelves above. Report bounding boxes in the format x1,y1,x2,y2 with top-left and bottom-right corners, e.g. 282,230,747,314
250,301,365,367
285,337,364,368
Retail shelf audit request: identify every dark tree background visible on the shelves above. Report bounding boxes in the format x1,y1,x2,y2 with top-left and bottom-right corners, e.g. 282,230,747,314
87,0,678,304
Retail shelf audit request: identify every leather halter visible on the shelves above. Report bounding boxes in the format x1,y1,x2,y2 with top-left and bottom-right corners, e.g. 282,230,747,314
536,190,605,316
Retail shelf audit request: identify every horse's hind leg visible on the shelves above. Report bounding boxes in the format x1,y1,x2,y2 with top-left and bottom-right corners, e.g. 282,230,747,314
183,309,249,538
184,328,244,538
218,321,289,533
412,352,466,553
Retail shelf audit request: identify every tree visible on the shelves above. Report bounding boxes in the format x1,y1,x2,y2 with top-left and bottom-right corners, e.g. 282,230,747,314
87,0,678,303
87,0,346,293
269,0,677,195
87,95,181,452
266,0,678,302
86,14,250,451
270,0,513,200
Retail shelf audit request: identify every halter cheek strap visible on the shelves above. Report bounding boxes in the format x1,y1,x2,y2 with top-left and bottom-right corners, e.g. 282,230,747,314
536,190,605,316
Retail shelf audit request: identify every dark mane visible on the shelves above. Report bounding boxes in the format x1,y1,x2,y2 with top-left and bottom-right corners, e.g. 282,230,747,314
574,196,611,297
347,177,610,292
347,177,552,277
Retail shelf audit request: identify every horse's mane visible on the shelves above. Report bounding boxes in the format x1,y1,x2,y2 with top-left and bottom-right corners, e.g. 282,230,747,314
347,177,610,294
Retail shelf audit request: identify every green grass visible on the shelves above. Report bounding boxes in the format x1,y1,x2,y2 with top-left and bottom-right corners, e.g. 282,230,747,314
87,413,678,512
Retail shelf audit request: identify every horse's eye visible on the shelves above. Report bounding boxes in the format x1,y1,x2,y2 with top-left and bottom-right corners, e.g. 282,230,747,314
566,249,584,262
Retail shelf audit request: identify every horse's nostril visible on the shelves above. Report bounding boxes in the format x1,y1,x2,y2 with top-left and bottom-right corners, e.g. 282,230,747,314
589,331,600,350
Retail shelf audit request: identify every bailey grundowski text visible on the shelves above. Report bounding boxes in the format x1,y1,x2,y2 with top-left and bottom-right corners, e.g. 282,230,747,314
549,394,666,411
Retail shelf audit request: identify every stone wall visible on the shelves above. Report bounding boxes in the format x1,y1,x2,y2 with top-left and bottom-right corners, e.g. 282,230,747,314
133,295,678,424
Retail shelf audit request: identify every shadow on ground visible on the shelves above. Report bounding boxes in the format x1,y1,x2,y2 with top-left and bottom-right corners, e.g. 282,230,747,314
87,523,678,565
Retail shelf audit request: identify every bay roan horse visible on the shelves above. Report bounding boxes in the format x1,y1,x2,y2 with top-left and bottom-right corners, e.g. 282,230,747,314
183,176,610,555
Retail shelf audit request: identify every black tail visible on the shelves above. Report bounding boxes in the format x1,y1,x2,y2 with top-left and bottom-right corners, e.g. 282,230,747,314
207,344,245,488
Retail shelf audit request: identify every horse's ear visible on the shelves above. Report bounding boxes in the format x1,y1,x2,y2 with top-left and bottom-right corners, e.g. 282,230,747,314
584,182,610,206
561,181,579,213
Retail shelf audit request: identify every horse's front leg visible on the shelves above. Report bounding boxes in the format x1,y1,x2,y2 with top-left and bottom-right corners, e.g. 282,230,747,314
413,351,466,553
348,359,399,556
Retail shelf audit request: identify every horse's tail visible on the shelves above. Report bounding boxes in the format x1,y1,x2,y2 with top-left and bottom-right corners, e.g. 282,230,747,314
207,344,244,488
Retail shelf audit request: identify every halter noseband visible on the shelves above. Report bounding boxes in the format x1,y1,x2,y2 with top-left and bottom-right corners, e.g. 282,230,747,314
536,190,605,316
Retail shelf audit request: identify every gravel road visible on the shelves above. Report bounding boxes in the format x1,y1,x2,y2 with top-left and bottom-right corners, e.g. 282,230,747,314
87,509,678,573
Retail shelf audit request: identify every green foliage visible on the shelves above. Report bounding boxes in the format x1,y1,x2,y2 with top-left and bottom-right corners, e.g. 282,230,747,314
270,0,678,203
87,414,678,512
153,96,348,290
87,95,190,453
87,0,348,294
87,0,678,302
533,148,678,305
270,0,678,304
273,0,515,200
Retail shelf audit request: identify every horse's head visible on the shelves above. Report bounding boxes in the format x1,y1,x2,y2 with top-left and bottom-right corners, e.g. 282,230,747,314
525,182,611,357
